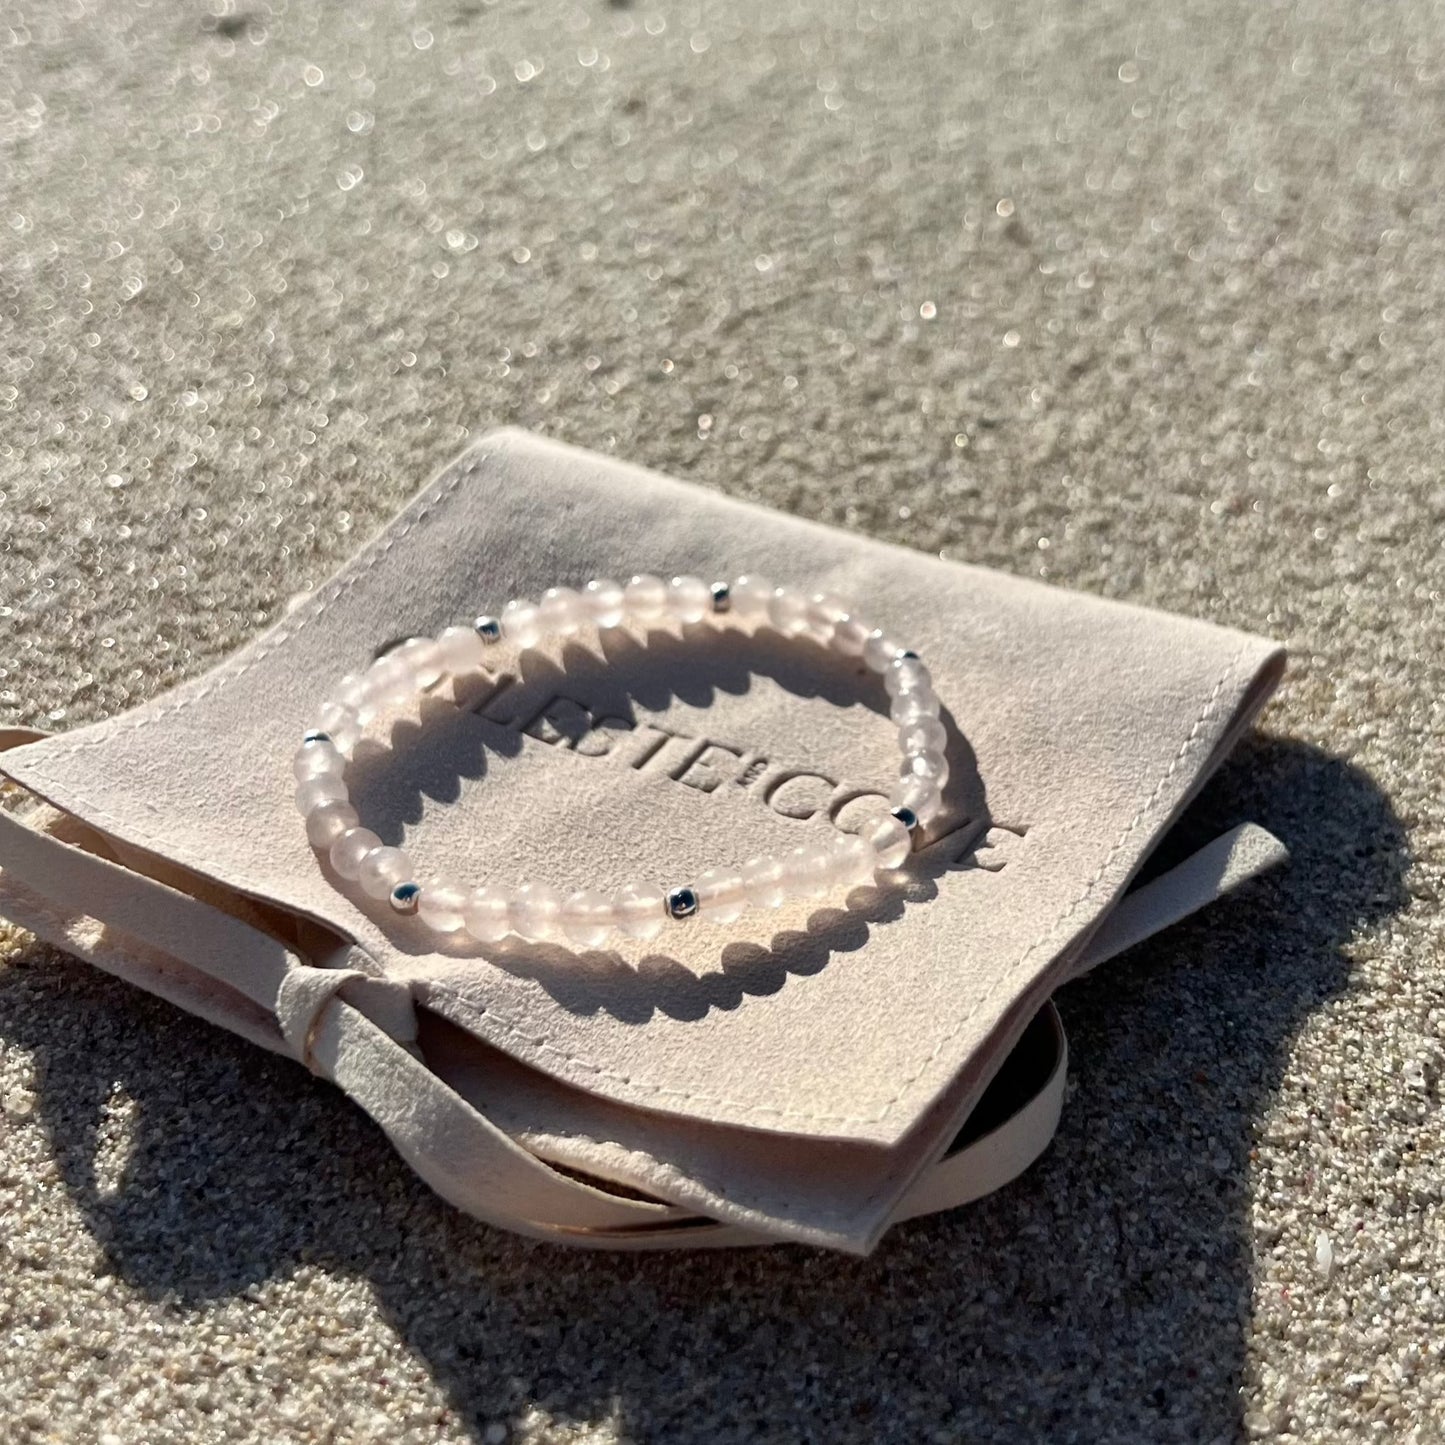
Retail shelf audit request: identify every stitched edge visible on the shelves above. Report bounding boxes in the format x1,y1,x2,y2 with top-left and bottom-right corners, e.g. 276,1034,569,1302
476,998,1067,1237
22,457,480,761
8,453,1249,1131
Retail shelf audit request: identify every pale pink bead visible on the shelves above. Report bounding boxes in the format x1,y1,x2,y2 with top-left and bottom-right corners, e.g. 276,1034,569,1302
306,799,359,849
330,826,382,881
831,832,876,888
561,889,615,948
358,845,413,900
766,586,810,636
891,774,944,823
539,586,585,636
804,593,849,643
863,631,903,672
667,574,712,624
615,880,664,940
583,577,626,629
463,885,510,943
884,656,933,698
501,598,542,649
832,616,872,657
890,689,940,728
862,813,911,870
511,882,564,941
393,636,443,689
696,867,747,923
436,624,488,675
293,739,345,783
295,775,348,816
312,701,361,754
331,673,369,713
418,879,468,933
729,574,774,619
901,750,950,787
624,573,668,624
740,854,787,909
362,654,414,712
781,841,835,899
898,718,948,755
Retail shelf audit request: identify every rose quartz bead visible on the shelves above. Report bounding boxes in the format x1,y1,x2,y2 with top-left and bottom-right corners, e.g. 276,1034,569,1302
766,586,810,637
891,775,944,824
463,885,510,943
293,739,345,782
832,832,876,887
890,690,941,728
623,573,669,625
696,867,747,923
295,775,348,816
539,586,585,637
393,636,443,689
331,673,371,722
804,593,849,644
729,574,774,620
501,598,542,649
584,578,626,629
312,701,361,755
306,799,358,849
831,615,872,657
668,574,712,624
901,750,950,787
884,656,933,697
615,880,664,940
740,855,787,909
863,631,902,672
362,655,414,714
781,841,835,899
561,889,615,948
418,880,468,933
511,882,564,942
358,845,413,900
437,624,488,675
899,718,948,755
330,827,382,880
862,813,911,870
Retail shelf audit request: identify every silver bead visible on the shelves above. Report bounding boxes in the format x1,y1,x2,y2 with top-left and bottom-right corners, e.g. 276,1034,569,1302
710,581,732,614
890,805,920,833
302,729,332,746
390,881,422,914
473,615,503,644
665,885,699,920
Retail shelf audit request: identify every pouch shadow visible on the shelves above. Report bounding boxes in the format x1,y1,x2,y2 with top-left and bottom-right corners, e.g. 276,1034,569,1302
0,733,1403,1443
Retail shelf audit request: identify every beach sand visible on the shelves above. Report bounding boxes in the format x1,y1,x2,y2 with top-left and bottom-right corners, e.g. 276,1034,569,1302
2,1,1442,1439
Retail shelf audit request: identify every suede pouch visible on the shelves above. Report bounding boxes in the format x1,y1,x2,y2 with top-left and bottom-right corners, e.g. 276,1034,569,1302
0,430,1286,1252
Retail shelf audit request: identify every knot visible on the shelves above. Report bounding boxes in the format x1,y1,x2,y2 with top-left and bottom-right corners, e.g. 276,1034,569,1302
276,960,416,1075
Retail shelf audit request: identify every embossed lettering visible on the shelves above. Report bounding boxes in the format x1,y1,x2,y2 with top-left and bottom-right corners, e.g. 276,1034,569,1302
573,714,634,758
675,741,750,793
466,686,1029,873
763,770,836,821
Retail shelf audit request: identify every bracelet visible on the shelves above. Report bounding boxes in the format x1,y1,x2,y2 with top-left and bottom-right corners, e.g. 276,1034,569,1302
294,574,949,947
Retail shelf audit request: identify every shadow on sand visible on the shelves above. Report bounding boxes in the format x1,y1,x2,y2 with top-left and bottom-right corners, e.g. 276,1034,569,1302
0,733,1406,1442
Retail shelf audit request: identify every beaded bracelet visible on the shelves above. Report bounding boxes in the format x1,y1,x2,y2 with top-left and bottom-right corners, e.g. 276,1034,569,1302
294,574,949,947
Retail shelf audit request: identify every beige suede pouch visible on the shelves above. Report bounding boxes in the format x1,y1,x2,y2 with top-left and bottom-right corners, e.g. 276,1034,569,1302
0,430,1286,1252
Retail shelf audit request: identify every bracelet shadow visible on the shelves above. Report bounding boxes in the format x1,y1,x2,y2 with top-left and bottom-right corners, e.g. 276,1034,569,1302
330,620,987,1024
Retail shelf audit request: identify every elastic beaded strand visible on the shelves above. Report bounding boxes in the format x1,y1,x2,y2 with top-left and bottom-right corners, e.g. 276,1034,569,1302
298,577,948,944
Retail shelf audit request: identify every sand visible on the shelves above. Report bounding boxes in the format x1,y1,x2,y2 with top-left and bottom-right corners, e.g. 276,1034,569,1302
2,0,1443,1439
